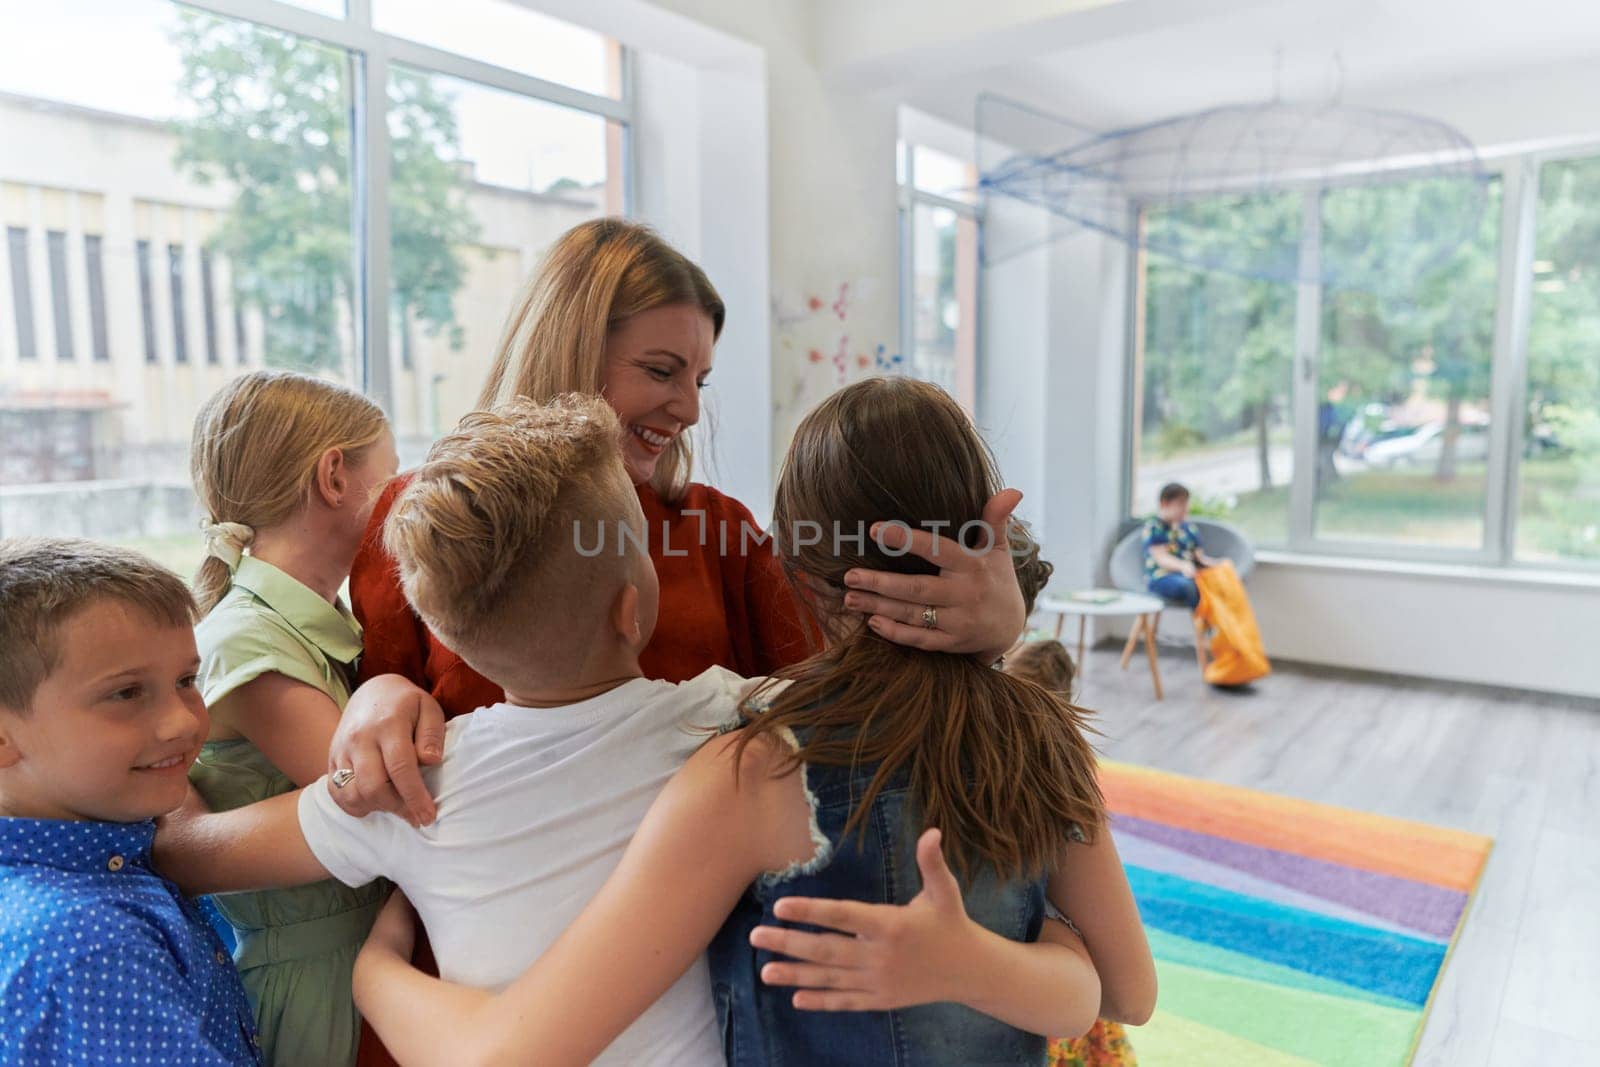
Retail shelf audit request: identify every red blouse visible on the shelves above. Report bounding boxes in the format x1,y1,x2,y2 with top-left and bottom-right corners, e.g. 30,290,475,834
351,475,814,716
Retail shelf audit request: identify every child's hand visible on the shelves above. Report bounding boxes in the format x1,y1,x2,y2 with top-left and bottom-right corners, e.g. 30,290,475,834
749,829,978,1011
365,889,419,963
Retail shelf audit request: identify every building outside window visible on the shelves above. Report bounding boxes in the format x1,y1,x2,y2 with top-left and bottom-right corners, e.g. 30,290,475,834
0,0,631,578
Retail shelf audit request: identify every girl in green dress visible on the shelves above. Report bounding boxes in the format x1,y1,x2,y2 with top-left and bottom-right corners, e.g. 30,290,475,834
188,371,400,1067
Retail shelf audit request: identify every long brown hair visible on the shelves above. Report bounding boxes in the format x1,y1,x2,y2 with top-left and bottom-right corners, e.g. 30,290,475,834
190,371,387,615
736,378,1103,883
477,218,725,504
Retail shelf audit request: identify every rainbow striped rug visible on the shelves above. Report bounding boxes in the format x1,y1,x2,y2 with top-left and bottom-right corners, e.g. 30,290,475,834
1103,762,1492,1067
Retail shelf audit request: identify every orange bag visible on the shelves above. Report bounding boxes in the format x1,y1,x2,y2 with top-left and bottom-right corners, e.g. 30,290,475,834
1194,560,1271,686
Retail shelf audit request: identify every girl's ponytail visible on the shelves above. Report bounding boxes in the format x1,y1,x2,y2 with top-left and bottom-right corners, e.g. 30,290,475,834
742,637,1102,884
193,521,256,616
189,371,386,614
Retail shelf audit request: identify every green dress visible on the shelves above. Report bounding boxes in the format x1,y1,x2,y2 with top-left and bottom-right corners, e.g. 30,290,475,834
191,556,386,1067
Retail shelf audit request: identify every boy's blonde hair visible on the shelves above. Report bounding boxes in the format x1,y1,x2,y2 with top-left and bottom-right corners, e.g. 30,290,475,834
478,218,724,504
383,394,639,683
190,370,389,615
0,538,195,714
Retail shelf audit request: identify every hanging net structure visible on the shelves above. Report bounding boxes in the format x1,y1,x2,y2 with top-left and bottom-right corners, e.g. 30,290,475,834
976,92,1491,287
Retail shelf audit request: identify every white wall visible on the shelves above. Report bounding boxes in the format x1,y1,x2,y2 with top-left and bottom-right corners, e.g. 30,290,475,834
1250,559,1600,699
629,0,903,502
1352,56,1600,152
633,48,773,519
980,186,1131,594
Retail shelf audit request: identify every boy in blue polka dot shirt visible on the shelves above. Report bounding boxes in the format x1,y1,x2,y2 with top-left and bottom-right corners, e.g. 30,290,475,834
0,538,261,1067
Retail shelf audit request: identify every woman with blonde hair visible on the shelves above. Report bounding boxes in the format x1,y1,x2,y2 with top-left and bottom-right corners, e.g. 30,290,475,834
188,370,400,1067
332,218,1029,820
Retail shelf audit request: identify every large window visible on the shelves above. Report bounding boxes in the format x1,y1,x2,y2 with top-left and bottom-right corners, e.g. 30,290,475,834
1315,178,1502,549
1518,157,1600,563
1128,150,1600,572
899,142,979,411
1133,193,1299,543
0,0,630,575
385,66,622,453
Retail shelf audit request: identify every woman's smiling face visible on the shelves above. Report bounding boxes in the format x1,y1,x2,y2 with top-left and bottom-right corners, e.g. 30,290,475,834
601,303,716,486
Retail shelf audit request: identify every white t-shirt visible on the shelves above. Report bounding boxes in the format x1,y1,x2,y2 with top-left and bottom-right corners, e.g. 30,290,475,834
299,666,753,1066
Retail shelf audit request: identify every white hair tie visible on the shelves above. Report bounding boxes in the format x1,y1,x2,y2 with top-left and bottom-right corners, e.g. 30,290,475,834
201,521,255,571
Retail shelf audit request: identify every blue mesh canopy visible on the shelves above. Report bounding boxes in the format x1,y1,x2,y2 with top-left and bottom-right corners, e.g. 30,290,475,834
976,92,1490,286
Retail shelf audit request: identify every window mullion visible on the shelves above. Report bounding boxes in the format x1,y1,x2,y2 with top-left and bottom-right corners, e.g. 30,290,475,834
898,143,916,381
180,0,368,50
1287,189,1322,549
356,41,392,413
1488,159,1540,564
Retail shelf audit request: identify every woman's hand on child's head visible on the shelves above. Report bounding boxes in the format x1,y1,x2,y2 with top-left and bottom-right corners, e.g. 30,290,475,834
842,489,1026,661
330,675,447,827
749,829,977,1012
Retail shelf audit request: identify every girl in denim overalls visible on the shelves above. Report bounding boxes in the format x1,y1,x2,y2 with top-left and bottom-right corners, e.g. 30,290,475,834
351,377,1156,1067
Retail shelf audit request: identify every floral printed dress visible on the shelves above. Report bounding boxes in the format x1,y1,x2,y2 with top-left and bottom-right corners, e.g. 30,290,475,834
1049,1020,1138,1067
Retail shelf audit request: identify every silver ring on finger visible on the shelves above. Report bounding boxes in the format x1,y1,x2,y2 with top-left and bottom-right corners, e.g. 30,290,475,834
331,767,357,790
920,605,938,630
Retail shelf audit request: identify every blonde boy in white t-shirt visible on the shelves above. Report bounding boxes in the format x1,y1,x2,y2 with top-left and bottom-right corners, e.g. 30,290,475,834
156,395,739,1064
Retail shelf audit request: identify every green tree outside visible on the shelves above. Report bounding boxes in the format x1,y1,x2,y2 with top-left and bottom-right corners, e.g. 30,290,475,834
170,11,477,376
1139,165,1599,559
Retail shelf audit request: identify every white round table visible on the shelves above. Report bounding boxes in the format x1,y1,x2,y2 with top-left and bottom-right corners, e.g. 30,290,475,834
1037,590,1168,700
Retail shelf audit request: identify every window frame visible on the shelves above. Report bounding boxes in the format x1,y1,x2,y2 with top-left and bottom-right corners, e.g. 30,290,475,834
1122,138,1600,575
84,233,110,363
182,0,636,409
167,242,188,365
6,226,37,362
200,245,220,365
897,139,982,413
136,238,158,365
46,229,74,362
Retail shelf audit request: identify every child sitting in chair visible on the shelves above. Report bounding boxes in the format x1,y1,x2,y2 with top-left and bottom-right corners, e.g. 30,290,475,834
1143,483,1222,609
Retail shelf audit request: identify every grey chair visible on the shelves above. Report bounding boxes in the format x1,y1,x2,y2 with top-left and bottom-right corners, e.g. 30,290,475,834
1108,519,1256,673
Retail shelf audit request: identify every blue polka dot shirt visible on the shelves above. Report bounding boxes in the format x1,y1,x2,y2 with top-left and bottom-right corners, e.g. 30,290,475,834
0,817,262,1066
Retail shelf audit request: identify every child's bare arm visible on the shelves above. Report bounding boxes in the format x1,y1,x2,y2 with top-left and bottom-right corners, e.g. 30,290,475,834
1147,547,1192,576
1050,830,1157,1025
355,733,810,1067
351,893,493,1065
753,829,1101,1039
209,673,342,786
154,787,330,895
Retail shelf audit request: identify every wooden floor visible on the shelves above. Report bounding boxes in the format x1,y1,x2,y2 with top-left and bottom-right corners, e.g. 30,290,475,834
1071,641,1600,1065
